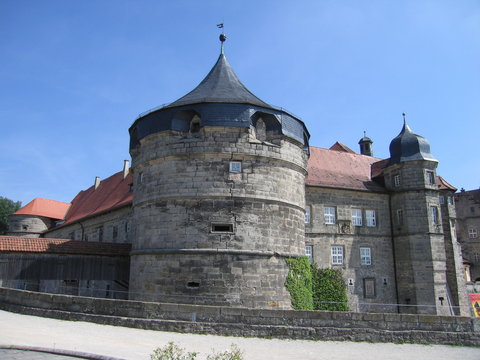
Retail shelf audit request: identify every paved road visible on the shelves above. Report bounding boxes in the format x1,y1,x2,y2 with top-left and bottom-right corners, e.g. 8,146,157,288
1,309,479,360
0,349,84,359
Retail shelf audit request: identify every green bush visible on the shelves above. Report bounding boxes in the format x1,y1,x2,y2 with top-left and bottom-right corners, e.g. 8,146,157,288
150,342,243,360
312,267,349,311
207,344,243,360
284,257,313,310
151,342,197,360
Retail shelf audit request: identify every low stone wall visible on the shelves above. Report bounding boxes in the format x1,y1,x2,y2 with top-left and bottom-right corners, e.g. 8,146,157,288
0,287,478,346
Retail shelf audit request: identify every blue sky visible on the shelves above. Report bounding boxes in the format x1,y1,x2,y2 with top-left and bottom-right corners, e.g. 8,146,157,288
1,0,479,205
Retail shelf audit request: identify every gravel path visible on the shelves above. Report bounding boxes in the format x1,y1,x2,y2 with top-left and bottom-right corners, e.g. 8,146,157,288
0,309,479,360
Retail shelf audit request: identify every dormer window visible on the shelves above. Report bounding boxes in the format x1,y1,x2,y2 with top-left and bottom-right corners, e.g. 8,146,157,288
255,118,267,141
189,115,201,134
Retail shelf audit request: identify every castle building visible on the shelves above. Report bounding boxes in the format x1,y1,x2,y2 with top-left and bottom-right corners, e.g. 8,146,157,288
2,35,470,315
455,189,480,284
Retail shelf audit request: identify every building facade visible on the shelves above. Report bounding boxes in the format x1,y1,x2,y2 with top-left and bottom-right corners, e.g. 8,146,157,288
2,36,470,315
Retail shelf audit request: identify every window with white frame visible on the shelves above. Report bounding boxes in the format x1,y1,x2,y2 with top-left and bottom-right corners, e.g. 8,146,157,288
360,247,372,265
229,161,242,173
448,196,453,205
304,206,311,224
394,174,401,187
439,196,445,205
426,170,435,185
430,206,439,225
324,207,336,224
351,209,362,226
331,246,343,265
305,245,313,263
469,228,478,239
366,210,376,227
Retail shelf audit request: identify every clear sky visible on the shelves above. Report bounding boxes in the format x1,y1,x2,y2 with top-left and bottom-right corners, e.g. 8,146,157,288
1,0,479,206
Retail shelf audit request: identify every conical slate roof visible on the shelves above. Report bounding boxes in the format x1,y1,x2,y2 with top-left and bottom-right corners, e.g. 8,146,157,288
388,121,437,165
167,54,271,108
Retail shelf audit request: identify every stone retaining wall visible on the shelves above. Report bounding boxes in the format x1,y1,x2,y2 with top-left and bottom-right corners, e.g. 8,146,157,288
0,287,478,346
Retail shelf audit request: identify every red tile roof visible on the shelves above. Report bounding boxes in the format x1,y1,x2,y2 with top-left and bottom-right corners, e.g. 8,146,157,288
329,141,357,154
62,171,133,225
436,176,457,191
0,236,131,256
306,146,385,192
13,198,70,220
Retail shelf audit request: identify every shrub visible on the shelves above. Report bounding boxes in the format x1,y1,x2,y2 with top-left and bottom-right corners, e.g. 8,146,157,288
284,257,314,310
150,342,197,360
150,342,243,360
207,344,243,360
312,267,349,311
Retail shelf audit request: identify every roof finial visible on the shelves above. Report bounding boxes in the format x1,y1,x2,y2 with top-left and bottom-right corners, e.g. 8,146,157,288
363,130,366,137
402,112,406,125
217,23,226,54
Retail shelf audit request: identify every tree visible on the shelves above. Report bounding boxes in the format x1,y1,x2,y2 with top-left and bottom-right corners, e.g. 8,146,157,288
0,197,22,235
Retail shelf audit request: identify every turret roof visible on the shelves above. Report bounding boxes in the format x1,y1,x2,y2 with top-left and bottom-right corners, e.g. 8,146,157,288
388,121,437,165
167,54,271,109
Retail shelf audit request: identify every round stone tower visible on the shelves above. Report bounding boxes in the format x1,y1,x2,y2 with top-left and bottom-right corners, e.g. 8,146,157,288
128,37,310,308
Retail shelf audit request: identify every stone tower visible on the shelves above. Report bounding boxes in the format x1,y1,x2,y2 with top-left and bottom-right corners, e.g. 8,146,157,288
383,118,463,315
128,37,310,308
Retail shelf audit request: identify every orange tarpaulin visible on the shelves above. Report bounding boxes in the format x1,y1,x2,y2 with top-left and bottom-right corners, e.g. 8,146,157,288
469,294,480,317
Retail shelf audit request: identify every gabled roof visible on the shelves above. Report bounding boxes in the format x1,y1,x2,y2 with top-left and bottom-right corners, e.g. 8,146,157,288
167,54,271,109
0,236,131,256
62,171,133,226
306,146,385,192
13,198,70,220
329,141,357,154
436,176,457,191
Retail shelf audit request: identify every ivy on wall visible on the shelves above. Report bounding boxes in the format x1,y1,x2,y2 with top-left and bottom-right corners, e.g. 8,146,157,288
284,257,313,310
285,257,349,312
312,267,349,311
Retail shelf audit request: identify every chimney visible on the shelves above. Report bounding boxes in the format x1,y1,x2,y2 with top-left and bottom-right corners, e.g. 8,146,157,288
94,176,101,190
123,160,130,179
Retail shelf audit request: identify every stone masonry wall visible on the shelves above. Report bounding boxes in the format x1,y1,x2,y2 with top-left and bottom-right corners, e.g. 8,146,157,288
129,126,308,308
305,187,397,312
384,161,452,315
7,215,52,237
45,206,132,244
1,288,479,346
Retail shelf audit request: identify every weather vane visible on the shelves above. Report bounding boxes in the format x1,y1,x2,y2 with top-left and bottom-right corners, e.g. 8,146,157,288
217,23,226,54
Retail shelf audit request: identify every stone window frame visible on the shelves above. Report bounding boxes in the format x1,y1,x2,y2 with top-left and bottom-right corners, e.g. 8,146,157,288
304,205,311,224
211,223,234,233
351,208,363,226
229,161,242,173
305,245,313,263
324,206,336,225
396,209,404,226
430,206,439,225
448,196,454,205
331,245,344,265
363,278,376,298
366,210,376,227
469,228,478,239
393,174,401,187
112,226,118,241
426,170,435,185
360,247,372,266
439,196,445,205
